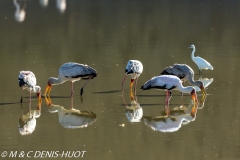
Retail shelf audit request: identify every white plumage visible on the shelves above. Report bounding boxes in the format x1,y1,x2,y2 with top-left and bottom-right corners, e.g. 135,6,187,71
188,44,213,74
18,71,41,103
121,60,143,95
141,75,198,104
143,103,197,133
45,97,96,129
160,63,206,95
44,62,97,97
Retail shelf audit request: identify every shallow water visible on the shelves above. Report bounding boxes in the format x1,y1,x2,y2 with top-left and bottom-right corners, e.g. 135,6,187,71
1,0,240,159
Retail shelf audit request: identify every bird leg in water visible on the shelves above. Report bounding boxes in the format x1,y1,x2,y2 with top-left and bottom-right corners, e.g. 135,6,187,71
165,103,170,116
121,74,128,95
20,88,23,103
165,90,172,104
29,91,31,112
70,82,74,97
80,75,93,96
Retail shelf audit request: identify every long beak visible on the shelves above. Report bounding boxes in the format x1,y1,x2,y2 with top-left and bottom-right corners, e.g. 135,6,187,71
37,92,42,103
191,103,198,118
200,85,207,96
130,79,134,90
191,93,198,104
44,83,52,97
44,96,52,107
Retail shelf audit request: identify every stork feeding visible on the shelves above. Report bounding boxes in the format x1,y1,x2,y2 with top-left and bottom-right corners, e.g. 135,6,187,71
188,44,213,75
160,63,206,96
18,71,41,103
121,60,143,95
141,75,198,104
44,62,97,97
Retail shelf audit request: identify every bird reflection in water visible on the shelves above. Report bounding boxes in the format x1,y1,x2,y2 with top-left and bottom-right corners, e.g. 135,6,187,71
122,89,143,123
143,102,198,133
56,0,66,13
13,0,26,22
45,96,96,128
18,100,41,135
39,0,48,7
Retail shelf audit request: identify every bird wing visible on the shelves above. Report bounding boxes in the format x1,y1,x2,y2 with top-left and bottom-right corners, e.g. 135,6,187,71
161,64,194,80
194,56,213,70
141,75,179,90
59,62,97,78
18,71,37,87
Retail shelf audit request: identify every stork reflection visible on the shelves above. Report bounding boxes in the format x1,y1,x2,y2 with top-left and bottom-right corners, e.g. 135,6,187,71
18,100,41,135
13,0,26,22
45,97,96,128
56,0,66,13
143,102,198,133
122,89,143,122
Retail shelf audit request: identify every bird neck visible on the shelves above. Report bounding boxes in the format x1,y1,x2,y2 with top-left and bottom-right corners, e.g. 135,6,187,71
186,75,196,86
177,85,193,94
49,76,66,85
191,46,196,60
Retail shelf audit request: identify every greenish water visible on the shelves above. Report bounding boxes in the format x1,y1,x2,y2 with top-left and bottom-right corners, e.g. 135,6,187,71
0,0,240,159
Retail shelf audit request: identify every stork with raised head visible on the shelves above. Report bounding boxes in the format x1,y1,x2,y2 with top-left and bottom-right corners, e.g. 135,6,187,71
44,62,97,97
18,71,41,103
141,75,198,104
160,63,206,95
188,44,213,75
121,60,143,95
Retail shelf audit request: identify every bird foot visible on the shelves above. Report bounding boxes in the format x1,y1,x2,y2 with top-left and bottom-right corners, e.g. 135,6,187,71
20,97,23,103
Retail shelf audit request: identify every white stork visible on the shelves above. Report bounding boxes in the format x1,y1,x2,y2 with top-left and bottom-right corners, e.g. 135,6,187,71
18,71,41,103
44,62,97,97
121,60,143,95
141,75,198,104
188,44,213,75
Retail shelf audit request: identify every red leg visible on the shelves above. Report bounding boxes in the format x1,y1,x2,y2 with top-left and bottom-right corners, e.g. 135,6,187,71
70,81,74,97
121,74,127,95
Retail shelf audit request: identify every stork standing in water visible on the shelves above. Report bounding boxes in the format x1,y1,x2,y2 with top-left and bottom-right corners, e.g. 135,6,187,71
141,75,198,104
160,63,206,96
44,62,97,97
121,60,143,95
188,44,213,75
18,71,41,103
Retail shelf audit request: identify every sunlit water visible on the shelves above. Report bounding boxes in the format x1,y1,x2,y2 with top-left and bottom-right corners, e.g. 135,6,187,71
1,0,240,160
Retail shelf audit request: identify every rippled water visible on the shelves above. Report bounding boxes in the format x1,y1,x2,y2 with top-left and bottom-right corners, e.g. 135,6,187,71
1,0,240,159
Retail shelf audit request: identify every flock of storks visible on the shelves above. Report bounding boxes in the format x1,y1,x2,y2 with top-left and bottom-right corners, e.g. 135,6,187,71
18,44,213,106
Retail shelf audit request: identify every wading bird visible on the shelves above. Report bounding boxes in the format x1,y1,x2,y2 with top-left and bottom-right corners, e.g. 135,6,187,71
44,62,97,97
141,75,198,104
160,63,206,95
18,71,41,103
188,44,213,75
121,60,143,95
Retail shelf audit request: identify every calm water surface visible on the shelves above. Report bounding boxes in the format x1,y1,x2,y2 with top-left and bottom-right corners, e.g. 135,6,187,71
1,0,240,160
